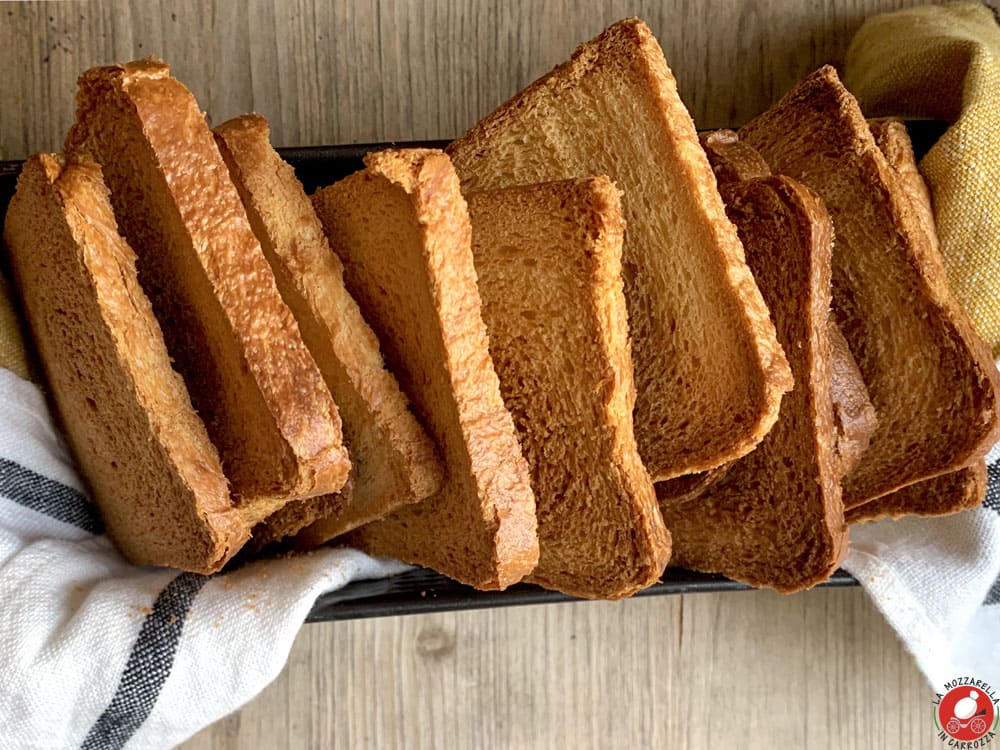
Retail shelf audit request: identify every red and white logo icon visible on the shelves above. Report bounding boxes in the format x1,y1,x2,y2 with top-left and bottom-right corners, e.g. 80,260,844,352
936,681,998,743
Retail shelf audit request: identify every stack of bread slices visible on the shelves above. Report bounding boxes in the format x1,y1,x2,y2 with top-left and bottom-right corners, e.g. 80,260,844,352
4,18,999,599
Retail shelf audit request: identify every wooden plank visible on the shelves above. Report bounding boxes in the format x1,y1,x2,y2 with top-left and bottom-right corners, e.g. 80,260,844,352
180,589,937,749
0,0,933,159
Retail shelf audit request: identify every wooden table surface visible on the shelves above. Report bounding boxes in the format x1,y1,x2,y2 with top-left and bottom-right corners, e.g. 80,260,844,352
1,2,945,748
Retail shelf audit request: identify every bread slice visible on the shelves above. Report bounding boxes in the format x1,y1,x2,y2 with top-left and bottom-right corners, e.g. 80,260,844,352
3,154,247,572
828,319,877,479
312,149,538,590
65,59,350,521
847,462,988,524
868,118,937,250
662,135,846,592
213,114,443,544
741,66,1000,508
447,18,791,482
466,177,670,599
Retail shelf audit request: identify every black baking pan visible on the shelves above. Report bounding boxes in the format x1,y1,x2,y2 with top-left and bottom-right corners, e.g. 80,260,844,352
0,121,947,621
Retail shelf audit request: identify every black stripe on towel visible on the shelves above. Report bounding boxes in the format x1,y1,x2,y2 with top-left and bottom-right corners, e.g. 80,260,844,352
986,575,1000,606
80,572,209,750
985,462,1000,516
0,457,103,533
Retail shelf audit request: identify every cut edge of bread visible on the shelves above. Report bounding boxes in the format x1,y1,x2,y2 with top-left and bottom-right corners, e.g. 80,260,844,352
468,176,670,599
213,114,444,544
740,65,1000,507
66,59,352,520
447,18,792,483
662,134,846,592
318,148,538,590
4,153,248,573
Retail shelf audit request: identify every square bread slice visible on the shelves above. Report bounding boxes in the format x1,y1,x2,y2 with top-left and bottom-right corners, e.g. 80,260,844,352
847,462,988,524
447,18,792,482
660,132,847,592
467,177,670,599
740,66,1000,509
65,60,350,522
213,114,443,544
3,154,247,572
312,149,538,590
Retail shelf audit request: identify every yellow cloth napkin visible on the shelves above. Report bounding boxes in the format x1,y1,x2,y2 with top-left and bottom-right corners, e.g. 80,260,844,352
846,2,1000,357
0,269,31,381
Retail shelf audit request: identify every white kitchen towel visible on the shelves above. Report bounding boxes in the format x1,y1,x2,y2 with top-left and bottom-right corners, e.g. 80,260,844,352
0,368,409,750
844,432,1000,690
4,362,1000,749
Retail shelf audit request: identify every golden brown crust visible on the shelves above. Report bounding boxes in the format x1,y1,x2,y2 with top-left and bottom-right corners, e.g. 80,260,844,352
447,19,791,482
4,154,248,572
315,149,538,590
847,461,987,523
741,66,1000,509
467,176,670,599
213,114,443,544
66,59,350,518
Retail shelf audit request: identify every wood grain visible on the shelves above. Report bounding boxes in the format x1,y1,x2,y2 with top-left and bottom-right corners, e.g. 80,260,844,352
0,0,936,159
178,589,938,750
0,1,945,748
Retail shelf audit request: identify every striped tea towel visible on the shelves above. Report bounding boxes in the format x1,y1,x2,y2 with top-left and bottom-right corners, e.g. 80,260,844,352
843,440,1000,689
0,368,407,749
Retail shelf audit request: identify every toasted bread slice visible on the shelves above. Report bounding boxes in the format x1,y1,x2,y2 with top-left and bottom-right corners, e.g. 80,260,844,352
447,18,791,482
213,114,443,544
312,149,538,590
3,154,247,572
741,66,1000,508
65,60,350,521
828,319,877,479
662,135,846,592
467,177,670,599
847,462,987,524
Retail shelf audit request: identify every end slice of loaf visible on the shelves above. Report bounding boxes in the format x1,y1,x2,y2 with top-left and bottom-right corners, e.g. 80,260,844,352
3,154,247,572
313,149,538,590
847,462,988,524
740,66,1000,508
467,177,670,599
662,135,847,592
213,114,443,544
65,59,350,521
447,18,791,482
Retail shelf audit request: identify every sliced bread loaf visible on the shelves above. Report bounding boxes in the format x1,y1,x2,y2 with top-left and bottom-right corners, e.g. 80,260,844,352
447,18,791,482
3,154,247,572
741,66,1000,508
662,135,847,591
467,177,670,599
65,60,350,521
847,462,988,524
313,149,538,590
213,114,443,543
